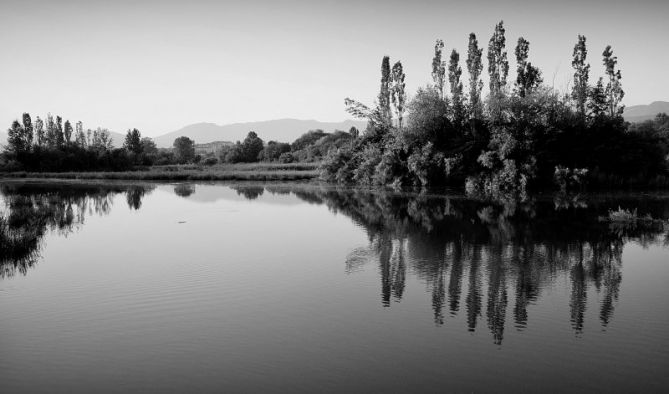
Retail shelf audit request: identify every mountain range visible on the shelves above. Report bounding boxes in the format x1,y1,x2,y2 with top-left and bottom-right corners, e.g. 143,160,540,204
152,119,367,148
623,101,669,123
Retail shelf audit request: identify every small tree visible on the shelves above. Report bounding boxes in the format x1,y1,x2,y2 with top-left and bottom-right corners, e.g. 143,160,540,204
124,128,143,155
173,136,195,163
588,77,607,119
7,120,27,154
141,138,158,156
242,131,264,162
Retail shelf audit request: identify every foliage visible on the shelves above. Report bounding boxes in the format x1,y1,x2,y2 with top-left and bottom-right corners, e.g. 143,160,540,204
319,23,669,194
222,131,264,163
173,136,195,164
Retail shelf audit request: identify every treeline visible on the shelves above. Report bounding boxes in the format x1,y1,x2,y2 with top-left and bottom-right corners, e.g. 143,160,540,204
1,113,130,171
2,112,360,171
0,113,171,171
321,21,669,193
216,128,358,164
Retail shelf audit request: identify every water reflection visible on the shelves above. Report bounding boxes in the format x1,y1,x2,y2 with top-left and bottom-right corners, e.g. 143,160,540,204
275,186,668,344
2,182,668,346
0,182,154,278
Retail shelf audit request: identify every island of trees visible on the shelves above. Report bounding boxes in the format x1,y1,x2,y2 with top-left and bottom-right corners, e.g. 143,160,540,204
321,22,669,193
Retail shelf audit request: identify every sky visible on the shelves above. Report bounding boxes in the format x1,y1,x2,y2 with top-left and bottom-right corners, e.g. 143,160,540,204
1,0,668,137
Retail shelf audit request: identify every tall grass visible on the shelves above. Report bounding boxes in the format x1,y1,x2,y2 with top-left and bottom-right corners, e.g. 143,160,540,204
0,162,321,181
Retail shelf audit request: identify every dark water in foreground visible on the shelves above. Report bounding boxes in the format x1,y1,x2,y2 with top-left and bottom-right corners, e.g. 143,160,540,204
1,180,668,393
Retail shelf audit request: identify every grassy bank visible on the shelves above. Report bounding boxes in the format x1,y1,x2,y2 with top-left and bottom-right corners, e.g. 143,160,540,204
0,162,321,181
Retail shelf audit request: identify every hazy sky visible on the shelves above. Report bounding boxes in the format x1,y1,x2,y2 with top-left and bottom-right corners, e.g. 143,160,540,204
1,0,667,137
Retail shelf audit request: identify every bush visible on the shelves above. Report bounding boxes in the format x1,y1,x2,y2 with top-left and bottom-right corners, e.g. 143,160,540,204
203,157,218,166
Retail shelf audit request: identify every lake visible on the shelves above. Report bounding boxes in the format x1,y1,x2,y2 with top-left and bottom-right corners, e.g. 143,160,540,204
1,180,668,393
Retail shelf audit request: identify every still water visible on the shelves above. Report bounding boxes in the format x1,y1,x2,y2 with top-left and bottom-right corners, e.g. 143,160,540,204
1,180,668,393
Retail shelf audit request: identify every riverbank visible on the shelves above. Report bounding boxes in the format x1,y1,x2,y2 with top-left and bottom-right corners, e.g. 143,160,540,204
0,162,321,181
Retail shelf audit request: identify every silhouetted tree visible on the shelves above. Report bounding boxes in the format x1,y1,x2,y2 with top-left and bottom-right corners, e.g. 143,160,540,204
602,45,624,117
571,35,590,117
448,49,466,128
466,33,484,120
514,37,543,97
55,116,64,147
63,120,73,144
588,77,607,119
487,21,509,97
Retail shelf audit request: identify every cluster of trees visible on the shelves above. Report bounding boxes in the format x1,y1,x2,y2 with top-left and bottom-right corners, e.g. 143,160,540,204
0,112,209,171
321,22,669,193
1,112,133,172
218,128,358,164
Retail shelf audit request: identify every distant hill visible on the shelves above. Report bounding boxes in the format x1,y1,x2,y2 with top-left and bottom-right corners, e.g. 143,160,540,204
109,131,126,148
624,101,669,123
153,119,367,148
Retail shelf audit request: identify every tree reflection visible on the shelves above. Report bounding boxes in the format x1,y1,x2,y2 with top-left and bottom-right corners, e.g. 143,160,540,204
174,184,195,197
0,182,154,278
276,186,668,344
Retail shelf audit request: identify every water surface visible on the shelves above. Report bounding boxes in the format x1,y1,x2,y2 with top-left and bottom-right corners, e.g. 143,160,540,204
1,180,668,392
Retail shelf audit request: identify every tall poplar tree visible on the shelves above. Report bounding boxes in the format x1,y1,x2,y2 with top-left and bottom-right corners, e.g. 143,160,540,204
22,113,33,148
75,121,86,147
45,113,56,148
514,37,542,98
602,45,624,117
448,49,466,128
571,35,590,117
487,21,509,96
432,39,446,99
466,33,484,120
64,120,73,144
55,116,64,147
34,116,44,147
379,56,392,126
391,61,406,129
